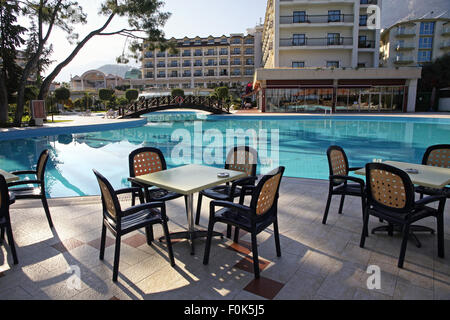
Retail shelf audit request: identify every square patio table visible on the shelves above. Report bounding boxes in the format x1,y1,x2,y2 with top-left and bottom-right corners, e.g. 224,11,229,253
355,161,450,189
355,161,450,247
130,164,247,255
0,169,19,183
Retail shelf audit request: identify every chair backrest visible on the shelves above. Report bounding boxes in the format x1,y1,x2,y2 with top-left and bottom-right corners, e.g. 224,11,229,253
327,146,349,177
250,166,285,218
129,147,168,178
36,150,50,182
0,175,10,219
93,170,122,224
365,163,415,214
225,146,258,177
422,144,450,169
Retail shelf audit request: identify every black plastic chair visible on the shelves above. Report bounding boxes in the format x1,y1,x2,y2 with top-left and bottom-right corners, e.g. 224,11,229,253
93,170,175,282
7,150,53,229
195,146,258,240
322,146,365,225
360,163,446,268
416,144,450,200
0,174,18,265
129,147,186,205
203,166,285,279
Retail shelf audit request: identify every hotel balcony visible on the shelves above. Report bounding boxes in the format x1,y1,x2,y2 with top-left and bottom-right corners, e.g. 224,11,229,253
182,52,192,57
168,63,179,68
358,40,376,49
194,73,203,77
204,51,217,56
194,62,203,67
280,37,353,48
441,41,450,50
219,61,229,66
396,29,416,38
244,50,254,56
231,71,241,77
219,51,229,56
157,63,166,68
169,73,179,78
219,71,228,76
182,63,191,67
395,42,415,51
145,73,154,79
231,61,241,66
144,63,154,68
394,55,414,65
194,52,203,57
156,52,166,58
204,62,217,66
442,27,450,37
182,72,191,78
280,14,354,25
231,51,241,56
144,52,154,58
205,72,216,77
157,74,166,78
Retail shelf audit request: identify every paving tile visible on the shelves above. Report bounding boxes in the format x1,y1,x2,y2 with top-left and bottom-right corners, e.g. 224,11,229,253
243,277,284,300
51,238,85,253
226,240,252,255
233,256,270,274
87,236,115,250
122,233,148,248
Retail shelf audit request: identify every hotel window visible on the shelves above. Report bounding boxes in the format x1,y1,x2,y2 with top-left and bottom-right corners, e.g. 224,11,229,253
182,83,190,89
220,48,228,55
292,34,306,46
233,48,241,54
245,48,254,55
206,49,215,56
183,40,191,46
220,58,228,65
326,61,339,68
245,69,253,76
245,58,254,65
232,58,241,65
183,50,191,57
359,15,368,26
292,61,305,68
221,38,228,44
420,22,435,35
328,10,341,22
208,39,215,45
244,38,254,44
357,62,366,68
358,35,368,48
418,50,432,63
327,33,341,45
195,40,202,45
231,38,241,44
183,71,191,77
194,49,202,56
232,68,241,75
419,37,433,49
194,70,202,76
194,60,202,66
293,11,306,23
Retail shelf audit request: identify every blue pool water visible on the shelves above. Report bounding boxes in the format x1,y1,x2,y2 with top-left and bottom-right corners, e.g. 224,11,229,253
0,112,449,198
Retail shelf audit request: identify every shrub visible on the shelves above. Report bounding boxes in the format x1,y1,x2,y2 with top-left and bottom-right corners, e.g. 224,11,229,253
171,88,184,97
125,89,139,102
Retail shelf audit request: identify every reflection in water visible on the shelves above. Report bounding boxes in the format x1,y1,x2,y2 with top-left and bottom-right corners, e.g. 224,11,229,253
0,116,449,198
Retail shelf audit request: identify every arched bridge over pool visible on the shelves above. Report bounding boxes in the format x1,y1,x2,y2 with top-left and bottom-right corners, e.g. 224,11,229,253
119,96,230,118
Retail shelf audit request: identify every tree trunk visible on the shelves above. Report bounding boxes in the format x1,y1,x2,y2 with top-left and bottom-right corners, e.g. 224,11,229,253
0,75,8,125
430,87,437,112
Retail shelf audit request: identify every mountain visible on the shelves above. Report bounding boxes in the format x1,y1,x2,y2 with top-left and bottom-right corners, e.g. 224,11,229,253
97,64,135,78
382,0,449,28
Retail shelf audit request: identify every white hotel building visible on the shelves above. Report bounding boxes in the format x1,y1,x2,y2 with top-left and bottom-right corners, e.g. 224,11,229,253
253,0,422,113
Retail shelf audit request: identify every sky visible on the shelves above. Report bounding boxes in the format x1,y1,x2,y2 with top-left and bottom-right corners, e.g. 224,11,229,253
34,0,449,82
40,0,268,82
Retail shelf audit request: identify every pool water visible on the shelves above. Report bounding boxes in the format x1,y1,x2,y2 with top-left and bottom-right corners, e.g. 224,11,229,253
0,112,449,198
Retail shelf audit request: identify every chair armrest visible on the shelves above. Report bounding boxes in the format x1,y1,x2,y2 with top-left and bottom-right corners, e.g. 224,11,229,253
122,201,165,217
210,200,253,219
10,170,37,176
115,187,143,196
7,180,42,187
415,194,447,207
348,167,362,172
330,175,365,186
232,176,258,187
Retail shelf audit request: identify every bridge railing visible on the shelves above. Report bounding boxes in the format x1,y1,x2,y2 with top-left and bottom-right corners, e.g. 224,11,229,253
118,95,226,118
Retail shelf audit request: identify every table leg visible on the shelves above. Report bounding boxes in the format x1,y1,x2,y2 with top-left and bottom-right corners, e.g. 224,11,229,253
159,193,223,255
372,224,435,248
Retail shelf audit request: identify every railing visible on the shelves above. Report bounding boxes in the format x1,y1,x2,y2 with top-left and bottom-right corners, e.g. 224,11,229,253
231,51,241,55
204,62,217,66
219,61,228,65
442,27,450,35
194,73,203,77
157,74,166,78
204,51,217,56
358,40,376,48
144,64,154,68
395,42,415,50
205,73,216,77
183,63,191,67
231,61,241,65
280,14,354,24
280,37,353,47
182,73,191,77
231,72,241,76
194,52,203,56
169,74,178,78
194,62,202,66
396,29,416,36
219,51,228,55
157,64,166,68
394,56,414,64
219,72,228,76
441,41,450,49
182,53,191,57
156,53,166,58
168,63,178,68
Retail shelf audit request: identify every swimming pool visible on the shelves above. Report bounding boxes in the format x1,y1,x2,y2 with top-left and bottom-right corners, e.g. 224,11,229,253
0,112,449,198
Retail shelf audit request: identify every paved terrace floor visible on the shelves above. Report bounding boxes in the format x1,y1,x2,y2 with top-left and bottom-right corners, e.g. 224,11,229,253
0,177,449,300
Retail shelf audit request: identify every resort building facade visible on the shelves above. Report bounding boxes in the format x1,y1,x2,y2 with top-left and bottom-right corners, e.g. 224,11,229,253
253,0,423,113
380,17,450,68
141,28,263,90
